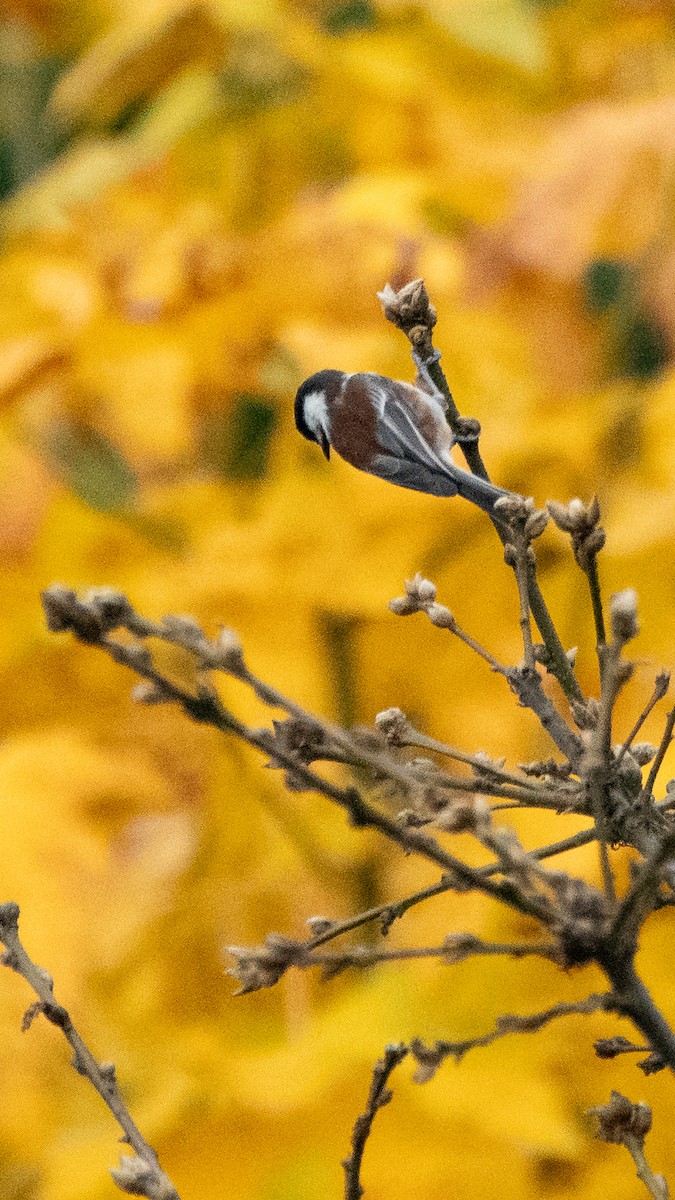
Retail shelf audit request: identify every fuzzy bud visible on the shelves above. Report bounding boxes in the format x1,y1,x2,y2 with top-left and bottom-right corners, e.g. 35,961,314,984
41,585,103,642
610,589,639,644
494,495,533,522
306,916,334,936
442,933,481,964
524,508,549,542
160,613,207,650
110,1155,157,1194
121,643,154,673
571,697,600,730
377,279,437,332
426,602,455,629
83,588,133,631
630,743,658,767
388,595,417,616
405,573,436,605
375,707,410,744
201,627,245,673
131,682,170,706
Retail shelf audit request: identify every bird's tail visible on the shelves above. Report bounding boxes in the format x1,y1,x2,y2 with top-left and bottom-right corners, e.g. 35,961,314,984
450,464,513,513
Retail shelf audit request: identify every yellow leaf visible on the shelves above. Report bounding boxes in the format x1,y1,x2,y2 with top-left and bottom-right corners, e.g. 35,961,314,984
51,2,228,124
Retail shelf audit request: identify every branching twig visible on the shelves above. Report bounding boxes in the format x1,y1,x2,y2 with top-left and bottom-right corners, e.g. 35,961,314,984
0,903,180,1200
410,993,611,1079
617,671,671,765
388,574,583,767
226,931,559,991
39,586,554,925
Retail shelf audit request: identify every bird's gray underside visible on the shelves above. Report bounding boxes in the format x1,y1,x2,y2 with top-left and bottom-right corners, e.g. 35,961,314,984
370,454,459,497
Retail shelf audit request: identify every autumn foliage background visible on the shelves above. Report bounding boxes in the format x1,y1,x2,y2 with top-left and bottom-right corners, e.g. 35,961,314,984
2,0,675,1197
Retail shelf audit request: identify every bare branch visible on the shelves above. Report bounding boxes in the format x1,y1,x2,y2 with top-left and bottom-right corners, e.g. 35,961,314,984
0,903,180,1200
410,993,610,1079
378,279,583,703
643,709,675,800
343,1043,409,1200
617,672,671,765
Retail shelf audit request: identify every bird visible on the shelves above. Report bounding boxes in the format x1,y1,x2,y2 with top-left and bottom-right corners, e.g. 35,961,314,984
294,365,511,513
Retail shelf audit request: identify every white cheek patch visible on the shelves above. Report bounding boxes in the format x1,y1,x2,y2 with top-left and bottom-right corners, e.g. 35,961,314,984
303,390,330,439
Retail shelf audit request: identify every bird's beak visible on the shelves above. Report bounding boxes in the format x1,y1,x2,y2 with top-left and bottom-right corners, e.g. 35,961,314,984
319,430,330,460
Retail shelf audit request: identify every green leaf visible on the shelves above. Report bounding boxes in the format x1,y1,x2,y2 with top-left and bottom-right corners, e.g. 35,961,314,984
621,317,668,381
46,421,138,513
321,0,377,36
202,396,278,481
584,260,629,314
440,0,550,74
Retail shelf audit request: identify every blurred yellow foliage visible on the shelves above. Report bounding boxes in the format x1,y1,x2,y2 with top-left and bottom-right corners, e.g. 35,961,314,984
1,1,675,1198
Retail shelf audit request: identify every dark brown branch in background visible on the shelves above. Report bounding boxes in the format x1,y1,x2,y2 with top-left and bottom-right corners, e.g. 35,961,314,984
0,903,180,1200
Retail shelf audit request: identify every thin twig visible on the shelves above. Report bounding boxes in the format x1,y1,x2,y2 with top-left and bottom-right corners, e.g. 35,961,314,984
509,539,537,672
601,951,675,1073
410,993,610,1078
586,554,607,650
610,831,675,958
590,1093,669,1200
0,903,180,1200
643,709,675,799
624,1135,670,1200
343,1044,409,1200
617,672,670,765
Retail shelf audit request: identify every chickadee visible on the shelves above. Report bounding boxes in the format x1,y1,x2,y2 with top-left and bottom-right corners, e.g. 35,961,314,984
294,366,510,513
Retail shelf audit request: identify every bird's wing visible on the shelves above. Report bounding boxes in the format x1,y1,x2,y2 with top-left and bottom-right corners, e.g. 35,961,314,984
365,377,452,475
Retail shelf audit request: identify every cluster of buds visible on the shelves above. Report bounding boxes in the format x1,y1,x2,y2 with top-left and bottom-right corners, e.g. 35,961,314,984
589,1091,653,1146
377,279,437,360
388,574,456,630
547,496,606,570
548,873,612,967
226,934,305,995
41,585,247,678
494,496,549,568
42,584,146,642
434,794,492,837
